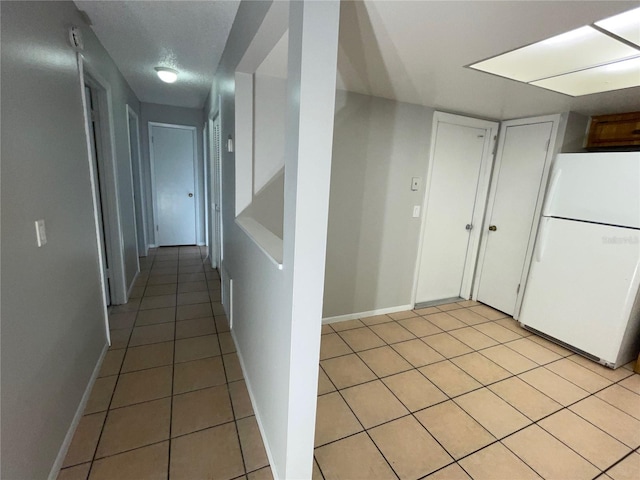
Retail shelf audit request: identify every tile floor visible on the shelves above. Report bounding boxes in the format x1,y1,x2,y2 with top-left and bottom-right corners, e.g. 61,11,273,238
316,302,640,480
58,246,271,480
58,246,640,480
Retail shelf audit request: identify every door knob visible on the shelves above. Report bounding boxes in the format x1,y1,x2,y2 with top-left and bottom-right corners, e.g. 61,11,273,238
465,224,473,231
489,225,497,231
188,193,193,197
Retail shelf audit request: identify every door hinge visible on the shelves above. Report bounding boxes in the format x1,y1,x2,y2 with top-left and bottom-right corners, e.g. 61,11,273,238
90,109,96,122
105,268,110,279
156,225,159,232
516,283,521,294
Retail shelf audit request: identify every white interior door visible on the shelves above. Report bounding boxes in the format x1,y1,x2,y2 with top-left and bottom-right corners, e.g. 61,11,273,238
475,120,554,315
151,124,197,246
415,114,497,304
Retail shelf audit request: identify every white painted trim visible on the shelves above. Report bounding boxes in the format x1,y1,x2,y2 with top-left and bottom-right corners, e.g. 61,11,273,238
48,343,108,480
322,304,414,324
411,111,499,306
236,216,283,268
230,329,278,479
148,122,200,246
81,59,128,305
126,105,148,257
77,54,110,341
127,270,139,298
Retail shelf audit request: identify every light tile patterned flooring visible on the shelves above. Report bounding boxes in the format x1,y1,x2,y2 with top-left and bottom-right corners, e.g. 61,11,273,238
58,246,272,480
58,246,640,480
316,303,640,480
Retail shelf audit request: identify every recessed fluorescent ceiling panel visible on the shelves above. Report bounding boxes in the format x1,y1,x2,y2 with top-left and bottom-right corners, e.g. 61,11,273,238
531,57,640,96
470,26,638,83
469,7,640,96
595,6,640,47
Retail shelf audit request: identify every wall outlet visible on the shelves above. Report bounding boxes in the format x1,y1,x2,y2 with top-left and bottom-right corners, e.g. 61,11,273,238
411,177,421,191
35,219,47,247
412,206,421,218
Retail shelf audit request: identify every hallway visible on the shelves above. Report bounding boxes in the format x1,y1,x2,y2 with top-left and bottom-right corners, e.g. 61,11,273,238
58,246,271,480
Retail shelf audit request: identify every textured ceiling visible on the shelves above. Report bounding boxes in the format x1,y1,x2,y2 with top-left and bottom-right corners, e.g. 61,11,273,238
75,1,639,118
336,1,640,119
75,0,239,109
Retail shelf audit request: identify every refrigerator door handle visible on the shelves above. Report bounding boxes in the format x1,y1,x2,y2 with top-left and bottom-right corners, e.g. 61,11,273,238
543,168,562,217
536,217,550,263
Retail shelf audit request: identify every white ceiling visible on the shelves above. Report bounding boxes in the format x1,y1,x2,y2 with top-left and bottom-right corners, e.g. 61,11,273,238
75,0,239,109
75,1,640,118
336,1,640,119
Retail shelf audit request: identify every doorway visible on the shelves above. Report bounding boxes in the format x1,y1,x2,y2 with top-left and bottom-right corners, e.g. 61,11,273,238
211,114,223,269
149,123,198,246
414,112,498,305
126,106,147,257
83,82,113,306
474,116,559,316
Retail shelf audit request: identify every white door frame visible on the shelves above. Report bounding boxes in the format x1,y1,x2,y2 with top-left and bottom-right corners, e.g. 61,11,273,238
411,111,499,306
78,57,128,311
203,122,210,250
148,122,200,246
210,111,223,269
473,114,564,318
126,105,148,258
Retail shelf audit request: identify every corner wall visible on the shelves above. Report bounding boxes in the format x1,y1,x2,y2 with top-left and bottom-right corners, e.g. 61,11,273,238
204,1,340,478
323,91,434,318
1,2,141,477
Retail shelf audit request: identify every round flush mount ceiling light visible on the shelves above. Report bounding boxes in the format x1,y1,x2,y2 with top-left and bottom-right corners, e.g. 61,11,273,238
155,67,178,83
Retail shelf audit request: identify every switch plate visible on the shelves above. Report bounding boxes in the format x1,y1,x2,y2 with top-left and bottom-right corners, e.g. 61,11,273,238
412,205,421,218
411,177,421,191
35,219,47,247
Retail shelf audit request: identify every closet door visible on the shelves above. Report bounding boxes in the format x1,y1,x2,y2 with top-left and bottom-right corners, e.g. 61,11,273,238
415,113,497,304
474,118,556,316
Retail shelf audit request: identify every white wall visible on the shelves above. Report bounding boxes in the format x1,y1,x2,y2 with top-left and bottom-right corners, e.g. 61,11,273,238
204,1,340,478
140,102,206,245
323,90,434,318
0,1,141,477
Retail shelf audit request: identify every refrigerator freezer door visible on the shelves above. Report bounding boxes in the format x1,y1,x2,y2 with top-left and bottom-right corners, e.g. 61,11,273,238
544,152,640,229
520,217,640,365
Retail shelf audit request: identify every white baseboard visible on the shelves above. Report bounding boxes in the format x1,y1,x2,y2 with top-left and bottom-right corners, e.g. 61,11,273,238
231,330,280,480
322,304,414,324
49,343,109,480
126,270,139,299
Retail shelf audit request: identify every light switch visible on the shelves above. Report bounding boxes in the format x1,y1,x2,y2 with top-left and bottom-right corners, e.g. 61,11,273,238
412,205,421,218
411,177,421,191
35,219,47,247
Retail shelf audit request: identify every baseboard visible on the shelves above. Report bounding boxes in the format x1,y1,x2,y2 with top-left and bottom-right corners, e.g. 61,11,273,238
126,270,140,299
48,342,109,480
197,242,206,247
231,330,280,480
322,304,414,324
148,243,158,249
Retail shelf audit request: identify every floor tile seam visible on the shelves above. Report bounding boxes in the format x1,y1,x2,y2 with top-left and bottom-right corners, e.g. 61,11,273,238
474,348,543,377
86,324,135,478
537,362,611,397
500,339,565,365
318,363,340,397
598,448,640,480
498,424,606,479
64,439,169,469
415,460,460,480
336,323,389,348
204,267,249,476
565,355,636,385
535,414,635,473
614,379,640,396
166,274,179,480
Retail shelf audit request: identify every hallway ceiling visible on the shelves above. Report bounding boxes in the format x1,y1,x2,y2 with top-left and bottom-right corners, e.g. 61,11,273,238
337,1,640,119
75,1,239,109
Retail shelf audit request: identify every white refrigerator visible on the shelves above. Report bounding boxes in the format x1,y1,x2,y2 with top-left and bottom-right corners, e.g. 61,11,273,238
519,151,640,368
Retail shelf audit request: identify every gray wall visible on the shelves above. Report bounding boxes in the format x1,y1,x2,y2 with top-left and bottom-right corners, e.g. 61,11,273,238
204,1,340,477
140,102,206,246
0,2,141,478
323,90,434,318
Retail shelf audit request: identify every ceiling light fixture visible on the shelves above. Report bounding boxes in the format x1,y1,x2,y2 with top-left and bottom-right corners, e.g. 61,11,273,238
155,67,178,83
467,6,640,96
